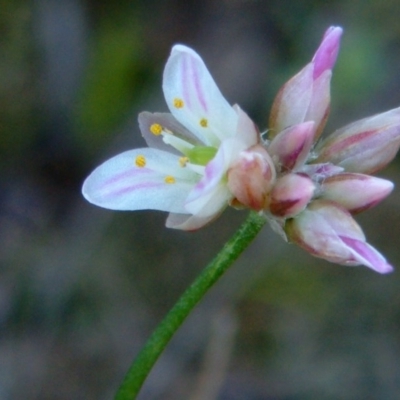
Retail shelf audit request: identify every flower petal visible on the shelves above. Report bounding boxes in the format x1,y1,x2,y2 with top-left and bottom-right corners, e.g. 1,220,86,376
165,212,219,231
138,112,202,154
320,173,394,213
167,183,230,229
163,44,238,146
233,104,259,148
339,236,393,274
82,149,197,213
185,138,246,213
305,70,331,139
190,183,231,219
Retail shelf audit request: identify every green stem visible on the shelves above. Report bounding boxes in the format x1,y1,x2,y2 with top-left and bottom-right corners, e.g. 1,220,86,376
115,211,266,400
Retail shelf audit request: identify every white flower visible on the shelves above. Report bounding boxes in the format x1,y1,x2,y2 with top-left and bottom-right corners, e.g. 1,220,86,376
82,45,265,230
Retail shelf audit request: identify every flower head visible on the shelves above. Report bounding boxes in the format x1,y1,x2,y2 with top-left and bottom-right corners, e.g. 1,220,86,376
83,27,400,274
82,45,272,230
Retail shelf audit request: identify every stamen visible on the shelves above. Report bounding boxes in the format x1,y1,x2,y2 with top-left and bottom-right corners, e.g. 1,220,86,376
173,98,184,109
165,175,176,184
260,129,270,143
163,128,174,135
150,123,163,135
135,155,146,167
179,156,189,167
200,118,208,128
162,133,194,155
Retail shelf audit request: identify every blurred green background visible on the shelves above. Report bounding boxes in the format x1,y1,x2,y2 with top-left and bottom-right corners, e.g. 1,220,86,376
2,1,400,399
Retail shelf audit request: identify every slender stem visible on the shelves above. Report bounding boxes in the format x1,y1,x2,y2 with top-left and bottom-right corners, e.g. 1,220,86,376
115,211,266,400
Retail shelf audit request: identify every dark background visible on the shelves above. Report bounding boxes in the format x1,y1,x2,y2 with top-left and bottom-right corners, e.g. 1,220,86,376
2,1,400,399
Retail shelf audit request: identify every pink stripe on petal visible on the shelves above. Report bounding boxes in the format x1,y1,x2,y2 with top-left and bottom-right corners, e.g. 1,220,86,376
182,55,192,109
102,167,152,186
316,129,379,166
339,236,393,274
204,156,225,184
107,181,161,197
186,147,225,204
188,159,222,200
166,212,216,231
312,26,342,79
191,55,208,112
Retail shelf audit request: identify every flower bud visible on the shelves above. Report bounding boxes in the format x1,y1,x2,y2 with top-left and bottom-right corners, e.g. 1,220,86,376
269,26,342,138
307,26,342,139
227,145,276,211
314,107,400,174
268,121,315,171
320,173,394,213
285,200,393,274
269,173,315,217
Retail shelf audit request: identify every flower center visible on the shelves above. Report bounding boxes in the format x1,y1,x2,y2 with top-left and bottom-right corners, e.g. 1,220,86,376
147,121,218,167
186,146,217,166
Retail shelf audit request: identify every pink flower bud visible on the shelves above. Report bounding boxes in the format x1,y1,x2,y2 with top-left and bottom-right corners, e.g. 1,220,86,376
285,200,393,274
269,173,315,217
320,173,394,213
307,26,342,139
268,121,315,171
269,27,342,139
227,145,276,211
314,107,400,174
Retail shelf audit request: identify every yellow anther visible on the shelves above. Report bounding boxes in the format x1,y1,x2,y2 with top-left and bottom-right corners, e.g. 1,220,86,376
164,175,176,184
179,156,189,167
135,155,146,167
173,98,184,108
150,123,162,135
200,118,208,128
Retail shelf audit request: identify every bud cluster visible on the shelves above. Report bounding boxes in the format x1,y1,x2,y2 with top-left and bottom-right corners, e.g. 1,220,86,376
226,26,399,273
